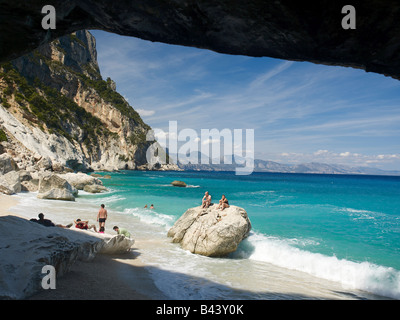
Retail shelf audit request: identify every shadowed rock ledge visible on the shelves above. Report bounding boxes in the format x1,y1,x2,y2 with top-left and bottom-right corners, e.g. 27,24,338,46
1,1,400,79
0,215,134,299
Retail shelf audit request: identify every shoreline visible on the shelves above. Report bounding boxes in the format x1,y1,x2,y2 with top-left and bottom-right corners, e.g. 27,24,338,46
0,194,167,300
0,191,394,300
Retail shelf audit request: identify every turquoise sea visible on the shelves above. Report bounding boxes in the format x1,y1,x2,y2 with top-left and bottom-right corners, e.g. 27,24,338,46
12,170,400,299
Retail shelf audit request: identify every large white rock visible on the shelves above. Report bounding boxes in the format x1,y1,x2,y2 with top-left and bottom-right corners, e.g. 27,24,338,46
38,174,75,194
37,174,77,201
58,172,105,190
0,153,18,174
0,216,100,299
37,188,76,201
98,234,135,254
168,204,251,257
0,216,135,299
83,184,108,193
0,171,21,194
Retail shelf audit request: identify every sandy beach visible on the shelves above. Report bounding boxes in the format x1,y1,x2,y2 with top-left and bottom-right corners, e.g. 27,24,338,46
1,189,394,301
0,194,166,300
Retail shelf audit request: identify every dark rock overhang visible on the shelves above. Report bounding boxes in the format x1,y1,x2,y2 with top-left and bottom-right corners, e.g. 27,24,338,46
1,1,400,79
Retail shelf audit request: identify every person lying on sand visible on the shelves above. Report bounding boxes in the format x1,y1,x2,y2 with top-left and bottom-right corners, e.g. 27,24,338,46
201,191,212,209
74,219,98,232
30,213,72,228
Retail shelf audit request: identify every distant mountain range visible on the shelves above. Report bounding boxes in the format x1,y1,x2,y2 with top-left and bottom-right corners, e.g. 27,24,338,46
174,152,400,176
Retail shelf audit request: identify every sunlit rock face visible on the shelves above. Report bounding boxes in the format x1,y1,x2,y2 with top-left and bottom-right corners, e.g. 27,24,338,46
1,1,400,79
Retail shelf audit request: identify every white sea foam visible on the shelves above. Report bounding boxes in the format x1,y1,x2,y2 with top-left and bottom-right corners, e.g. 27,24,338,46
123,207,175,230
339,207,382,220
9,192,399,300
240,232,400,299
98,193,127,203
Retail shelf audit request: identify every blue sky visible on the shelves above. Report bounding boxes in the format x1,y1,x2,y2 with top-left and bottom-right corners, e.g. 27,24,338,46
91,30,400,170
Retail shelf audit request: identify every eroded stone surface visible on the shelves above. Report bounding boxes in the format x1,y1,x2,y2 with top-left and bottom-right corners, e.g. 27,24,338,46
1,1,400,79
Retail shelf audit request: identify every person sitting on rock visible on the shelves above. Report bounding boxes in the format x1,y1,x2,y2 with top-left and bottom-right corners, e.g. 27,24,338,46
74,219,97,232
33,213,55,227
201,191,212,208
30,213,72,228
113,226,131,238
217,194,230,211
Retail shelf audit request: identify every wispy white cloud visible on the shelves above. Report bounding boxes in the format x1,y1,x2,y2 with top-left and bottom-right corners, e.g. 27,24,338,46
249,61,295,90
92,30,400,170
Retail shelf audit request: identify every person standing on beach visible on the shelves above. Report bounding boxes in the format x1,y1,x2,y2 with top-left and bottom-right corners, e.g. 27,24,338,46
97,204,107,232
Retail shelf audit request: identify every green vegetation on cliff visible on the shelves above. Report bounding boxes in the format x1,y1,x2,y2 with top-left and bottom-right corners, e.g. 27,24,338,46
0,62,113,149
0,30,156,169
80,74,148,129
0,129,7,142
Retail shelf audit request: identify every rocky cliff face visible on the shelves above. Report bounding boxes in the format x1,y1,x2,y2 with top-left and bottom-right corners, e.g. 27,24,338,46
0,30,176,172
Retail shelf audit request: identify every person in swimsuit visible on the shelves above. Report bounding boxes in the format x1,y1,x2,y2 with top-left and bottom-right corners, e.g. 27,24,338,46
74,219,97,232
97,204,108,231
217,194,229,211
201,191,212,208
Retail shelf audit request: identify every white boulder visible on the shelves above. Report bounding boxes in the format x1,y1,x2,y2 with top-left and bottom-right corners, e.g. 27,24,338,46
168,204,251,257
37,174,77,201
98,234,135,254
0,216,135,299
0,153,18,174
0,171,21,194
37,188,76,201
58,172,106,191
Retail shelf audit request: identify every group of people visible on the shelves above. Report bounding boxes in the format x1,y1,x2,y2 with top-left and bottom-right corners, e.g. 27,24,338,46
75,203,109,233
30,191,230,239
201,191,230,210
30,203,131,238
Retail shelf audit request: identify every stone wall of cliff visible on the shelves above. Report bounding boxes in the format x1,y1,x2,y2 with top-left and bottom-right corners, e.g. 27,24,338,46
0,30,176,172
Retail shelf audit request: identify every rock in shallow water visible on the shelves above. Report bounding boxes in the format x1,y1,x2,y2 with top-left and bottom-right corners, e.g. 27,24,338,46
37,188,76,201
171,180,187,187
168,204,251,257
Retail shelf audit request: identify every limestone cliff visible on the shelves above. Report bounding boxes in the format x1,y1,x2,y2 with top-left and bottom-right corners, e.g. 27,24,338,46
0,30,176,172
